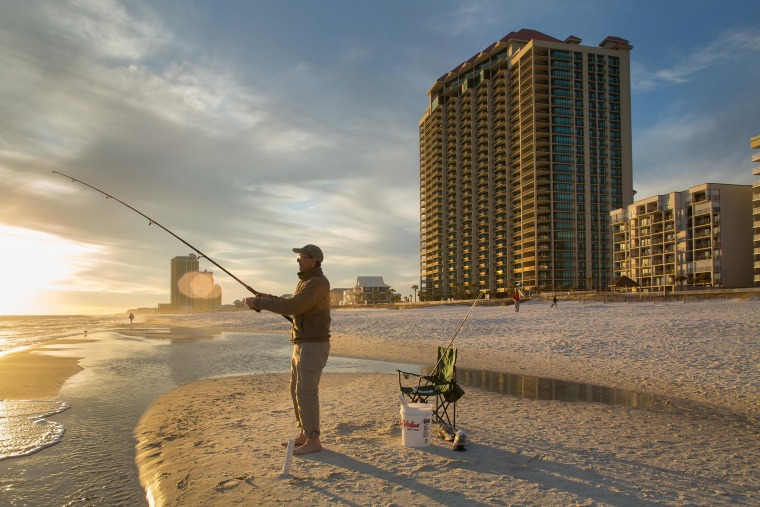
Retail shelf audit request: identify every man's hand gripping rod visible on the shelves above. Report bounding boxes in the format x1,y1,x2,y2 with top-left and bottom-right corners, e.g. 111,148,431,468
52,171,292,323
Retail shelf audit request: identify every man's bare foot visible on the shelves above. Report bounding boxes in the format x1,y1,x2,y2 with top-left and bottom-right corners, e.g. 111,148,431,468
292,439,322,455
280,435,307,447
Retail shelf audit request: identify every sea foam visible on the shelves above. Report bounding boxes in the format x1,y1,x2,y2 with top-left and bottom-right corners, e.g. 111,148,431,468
0,400,69,460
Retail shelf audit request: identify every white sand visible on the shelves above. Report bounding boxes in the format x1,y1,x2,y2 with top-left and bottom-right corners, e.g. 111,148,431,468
134,297,760,506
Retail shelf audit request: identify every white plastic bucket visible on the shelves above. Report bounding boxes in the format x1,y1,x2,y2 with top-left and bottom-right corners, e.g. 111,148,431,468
400,402,433,447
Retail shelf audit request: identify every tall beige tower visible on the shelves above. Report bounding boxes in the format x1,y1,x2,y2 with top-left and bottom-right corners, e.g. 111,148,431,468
170,254,222,311
171,253,200,309
419,29,634,299
752,135,760,285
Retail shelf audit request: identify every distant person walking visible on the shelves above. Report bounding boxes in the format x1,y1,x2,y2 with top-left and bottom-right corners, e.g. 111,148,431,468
550,295,558,308
513,290,520,312
128,312,134,324
244,244,331,456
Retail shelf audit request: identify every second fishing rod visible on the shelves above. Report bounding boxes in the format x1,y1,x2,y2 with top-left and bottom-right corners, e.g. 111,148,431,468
53,171,293,323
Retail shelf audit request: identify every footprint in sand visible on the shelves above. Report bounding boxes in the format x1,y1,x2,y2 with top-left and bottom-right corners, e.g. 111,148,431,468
214,476,253,492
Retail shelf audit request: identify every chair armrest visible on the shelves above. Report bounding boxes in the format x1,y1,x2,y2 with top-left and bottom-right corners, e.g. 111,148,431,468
398,370,423,391
421,376,456,386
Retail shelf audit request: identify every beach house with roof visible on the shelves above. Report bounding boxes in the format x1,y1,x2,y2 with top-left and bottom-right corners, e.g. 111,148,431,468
342,276,392,305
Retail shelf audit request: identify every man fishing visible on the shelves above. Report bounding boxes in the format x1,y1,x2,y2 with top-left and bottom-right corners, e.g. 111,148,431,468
52,172,331,453
244,244,331,455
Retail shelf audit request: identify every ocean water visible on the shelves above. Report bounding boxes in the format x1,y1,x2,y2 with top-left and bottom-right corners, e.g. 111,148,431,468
0,315,127,356
0,318,416,506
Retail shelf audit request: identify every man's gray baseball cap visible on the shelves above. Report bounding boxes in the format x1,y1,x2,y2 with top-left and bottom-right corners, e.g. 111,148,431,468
293,244,324,262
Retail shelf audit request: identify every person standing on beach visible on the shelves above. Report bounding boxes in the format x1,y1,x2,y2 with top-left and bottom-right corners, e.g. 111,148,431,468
244,244,331,456
550,295,558,308
513,290,520,312
128,312,134,324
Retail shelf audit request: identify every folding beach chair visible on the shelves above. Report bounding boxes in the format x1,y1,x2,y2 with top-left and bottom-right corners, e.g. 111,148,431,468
397,346,464,429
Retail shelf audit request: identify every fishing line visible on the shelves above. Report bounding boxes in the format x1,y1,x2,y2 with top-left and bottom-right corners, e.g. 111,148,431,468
52,171,292,323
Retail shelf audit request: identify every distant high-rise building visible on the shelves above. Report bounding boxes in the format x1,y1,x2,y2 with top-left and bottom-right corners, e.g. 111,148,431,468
171,254,199,309
611,183,753,291
752,135,760,286
170,254,222,311
419,29,634,299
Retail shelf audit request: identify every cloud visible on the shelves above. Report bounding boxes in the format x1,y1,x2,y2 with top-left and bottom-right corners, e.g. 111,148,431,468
633,26,760,91
632,105,754,198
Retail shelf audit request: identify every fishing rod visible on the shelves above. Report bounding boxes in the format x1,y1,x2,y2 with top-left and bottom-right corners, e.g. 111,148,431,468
52,170,292,322
444,290,486,350
430,290,486,374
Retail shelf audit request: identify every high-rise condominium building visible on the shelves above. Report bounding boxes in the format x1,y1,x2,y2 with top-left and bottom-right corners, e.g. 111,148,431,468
170,253,222,310
752,135,760,285
419,29,634,299
171,254,199,309
611,183,753,291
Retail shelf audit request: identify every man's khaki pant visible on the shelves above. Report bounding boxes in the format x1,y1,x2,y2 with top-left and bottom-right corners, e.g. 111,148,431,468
290,342,330,439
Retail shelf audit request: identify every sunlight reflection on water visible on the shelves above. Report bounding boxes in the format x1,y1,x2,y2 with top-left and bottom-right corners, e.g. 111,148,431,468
0,328,416,506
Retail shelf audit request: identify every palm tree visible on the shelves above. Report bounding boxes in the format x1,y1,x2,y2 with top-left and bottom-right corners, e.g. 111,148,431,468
411,284,419,303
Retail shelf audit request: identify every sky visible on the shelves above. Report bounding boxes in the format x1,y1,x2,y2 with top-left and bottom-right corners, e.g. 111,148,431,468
1,0,759,315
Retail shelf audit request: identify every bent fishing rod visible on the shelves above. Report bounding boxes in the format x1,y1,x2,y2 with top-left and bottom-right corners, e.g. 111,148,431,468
52,170,292,323
430,290,486,374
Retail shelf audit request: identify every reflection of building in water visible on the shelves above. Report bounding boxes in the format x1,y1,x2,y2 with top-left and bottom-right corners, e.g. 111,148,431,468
169,254,222,311
453,367,671,412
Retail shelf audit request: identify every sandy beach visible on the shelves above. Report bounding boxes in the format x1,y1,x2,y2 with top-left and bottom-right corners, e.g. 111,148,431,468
130,297,759,506
0,339,87,399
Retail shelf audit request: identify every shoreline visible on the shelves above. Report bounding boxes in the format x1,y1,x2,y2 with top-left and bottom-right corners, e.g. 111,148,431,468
0,339,90,400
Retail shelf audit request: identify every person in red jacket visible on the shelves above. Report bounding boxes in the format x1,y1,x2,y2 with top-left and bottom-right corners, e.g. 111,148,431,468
245,244,331,455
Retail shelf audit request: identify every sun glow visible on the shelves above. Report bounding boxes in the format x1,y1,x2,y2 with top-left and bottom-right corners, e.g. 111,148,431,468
0,225,103,315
